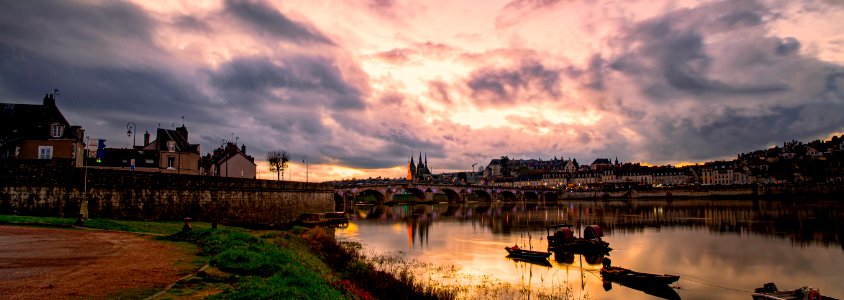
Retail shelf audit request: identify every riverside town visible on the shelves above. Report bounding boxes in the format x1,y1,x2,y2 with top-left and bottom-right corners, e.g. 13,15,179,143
2,1,844,300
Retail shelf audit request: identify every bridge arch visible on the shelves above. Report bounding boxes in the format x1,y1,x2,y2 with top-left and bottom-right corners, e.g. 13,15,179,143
499,191,517,202
359,189,385,203
402,188,426,202
524,191,540,201
543,192,559,202
441,189,462,203
472,190,493,202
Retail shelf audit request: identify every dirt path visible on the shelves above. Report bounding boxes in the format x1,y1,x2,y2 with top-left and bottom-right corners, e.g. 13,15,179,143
0,225,194,299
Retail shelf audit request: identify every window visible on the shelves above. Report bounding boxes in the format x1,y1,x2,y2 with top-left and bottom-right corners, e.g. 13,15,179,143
167,141,176,152
51,124,63,138
167,156,175,169
145,159,154,164
38,146,53,159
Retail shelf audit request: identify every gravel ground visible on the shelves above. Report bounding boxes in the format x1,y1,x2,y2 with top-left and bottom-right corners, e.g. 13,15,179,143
0,225,191,299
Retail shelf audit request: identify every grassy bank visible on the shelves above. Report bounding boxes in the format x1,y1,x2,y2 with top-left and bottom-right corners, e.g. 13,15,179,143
0,214,217,235
0,214,455,299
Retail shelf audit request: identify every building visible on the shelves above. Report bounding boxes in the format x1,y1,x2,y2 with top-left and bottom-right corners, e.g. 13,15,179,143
144,126,200,174
200,142,256,178
407,152,433,182
97,126,200,174
0,93,85,166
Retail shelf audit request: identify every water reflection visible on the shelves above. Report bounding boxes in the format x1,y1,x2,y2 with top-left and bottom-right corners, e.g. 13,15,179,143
349,200,844,250
337,200,844,299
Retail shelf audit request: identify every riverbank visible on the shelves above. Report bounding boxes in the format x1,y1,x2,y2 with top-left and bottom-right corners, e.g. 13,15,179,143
0,214,455,299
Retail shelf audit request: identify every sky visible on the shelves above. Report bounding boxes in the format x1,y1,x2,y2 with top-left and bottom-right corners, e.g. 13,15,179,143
1,0,843,181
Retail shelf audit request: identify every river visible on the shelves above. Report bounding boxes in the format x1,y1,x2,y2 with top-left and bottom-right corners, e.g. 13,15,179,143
334,199,844,299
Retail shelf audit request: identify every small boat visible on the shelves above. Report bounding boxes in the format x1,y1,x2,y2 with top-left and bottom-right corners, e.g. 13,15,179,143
507,256,553,267
300,213,327,225
752,282,837,300
601,266,680,286
547,224,612,253
505,246,552,261
324,212,349,224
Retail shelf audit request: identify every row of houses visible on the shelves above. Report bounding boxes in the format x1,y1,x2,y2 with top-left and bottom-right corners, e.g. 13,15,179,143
479,156,769,188
0,93,257,178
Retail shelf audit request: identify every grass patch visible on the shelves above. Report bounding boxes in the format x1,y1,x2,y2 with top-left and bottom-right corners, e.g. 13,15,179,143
0,214,222,235
0,214,76,227
172,228,346,300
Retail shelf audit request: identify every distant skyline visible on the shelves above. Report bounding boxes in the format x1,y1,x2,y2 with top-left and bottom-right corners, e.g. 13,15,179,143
1,0,842,181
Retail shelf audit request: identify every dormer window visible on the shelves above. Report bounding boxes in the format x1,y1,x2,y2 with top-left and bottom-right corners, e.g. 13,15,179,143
167,141,176,152
51,123,63,138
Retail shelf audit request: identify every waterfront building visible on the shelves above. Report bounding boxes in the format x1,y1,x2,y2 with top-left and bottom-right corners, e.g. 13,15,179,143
200,142,256,178
0,93,85,167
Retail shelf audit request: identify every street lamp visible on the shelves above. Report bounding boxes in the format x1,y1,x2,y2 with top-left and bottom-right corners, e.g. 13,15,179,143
126,122,136,148
220,139,229,177
302,155,309,183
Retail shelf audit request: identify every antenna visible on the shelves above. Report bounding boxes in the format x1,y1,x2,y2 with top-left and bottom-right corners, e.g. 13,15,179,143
53,88,60,97
181,116,185,126
235,136,239,145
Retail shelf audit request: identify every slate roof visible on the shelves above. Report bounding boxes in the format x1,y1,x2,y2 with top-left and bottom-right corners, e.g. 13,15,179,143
142,127,199,153
0,94,79,148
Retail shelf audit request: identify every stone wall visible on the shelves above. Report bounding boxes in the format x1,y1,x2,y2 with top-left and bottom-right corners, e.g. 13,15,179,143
0,161,333,227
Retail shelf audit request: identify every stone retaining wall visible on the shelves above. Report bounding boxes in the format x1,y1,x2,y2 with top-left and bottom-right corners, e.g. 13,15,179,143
0,161,332,227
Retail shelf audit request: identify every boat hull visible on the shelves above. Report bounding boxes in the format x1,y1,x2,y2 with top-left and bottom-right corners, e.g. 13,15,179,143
601,266,680,286
505,247,552,261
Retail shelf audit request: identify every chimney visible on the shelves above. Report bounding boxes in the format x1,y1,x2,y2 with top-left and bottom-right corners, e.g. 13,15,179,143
43,93,55,107
143,131,150,146
241,144,246,154
176,126,188,142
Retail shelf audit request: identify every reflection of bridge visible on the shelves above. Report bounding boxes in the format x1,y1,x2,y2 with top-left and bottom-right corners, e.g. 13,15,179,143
334,183,578,203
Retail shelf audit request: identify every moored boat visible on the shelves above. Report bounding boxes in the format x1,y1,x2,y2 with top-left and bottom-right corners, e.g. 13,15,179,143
324,212,349,224
600,266,680,286
547,224,612,253
505,245,552,261
752,282,837,300
300,213,327,225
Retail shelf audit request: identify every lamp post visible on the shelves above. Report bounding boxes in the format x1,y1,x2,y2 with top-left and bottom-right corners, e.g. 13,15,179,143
302,155,309,183
220,139,229,177
126,122,136,148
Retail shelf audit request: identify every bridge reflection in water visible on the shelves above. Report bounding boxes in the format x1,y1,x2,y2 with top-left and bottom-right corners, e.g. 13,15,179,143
335,199,844,300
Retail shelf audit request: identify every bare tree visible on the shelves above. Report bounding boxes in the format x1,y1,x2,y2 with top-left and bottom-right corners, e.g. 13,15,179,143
267,150,289,181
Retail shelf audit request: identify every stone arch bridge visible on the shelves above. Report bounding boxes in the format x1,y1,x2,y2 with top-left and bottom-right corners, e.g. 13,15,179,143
334,183,572,204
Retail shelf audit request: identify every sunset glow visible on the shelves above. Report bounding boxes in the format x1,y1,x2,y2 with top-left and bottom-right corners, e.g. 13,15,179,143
1,0,842,181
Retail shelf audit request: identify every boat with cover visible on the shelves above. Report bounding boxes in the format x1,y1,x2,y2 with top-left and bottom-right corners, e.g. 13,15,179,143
547,224,611,253
505,245,552,261
752,282,837,300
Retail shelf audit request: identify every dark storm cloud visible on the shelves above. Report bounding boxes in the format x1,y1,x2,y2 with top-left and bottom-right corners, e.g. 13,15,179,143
776,37,801,56
173,15,211,32
208,56,365,110
611,17,788,97
466,60,562,105
0,0,213,131
0,0,155,61
599,0,844,162
224,0,333,45
642,101,844,162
